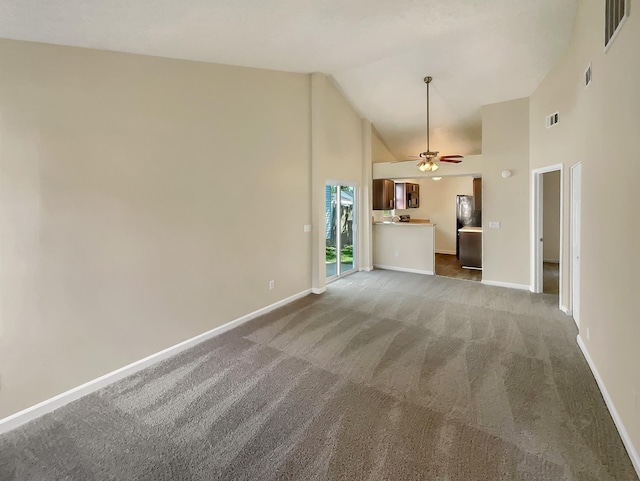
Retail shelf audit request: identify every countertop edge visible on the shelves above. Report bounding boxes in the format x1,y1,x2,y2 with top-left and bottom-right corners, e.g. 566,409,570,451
373,222,436,227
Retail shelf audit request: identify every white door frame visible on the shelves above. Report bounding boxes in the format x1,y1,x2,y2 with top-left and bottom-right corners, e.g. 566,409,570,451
530,164,564,310
570,162,582,327
325,180,359,282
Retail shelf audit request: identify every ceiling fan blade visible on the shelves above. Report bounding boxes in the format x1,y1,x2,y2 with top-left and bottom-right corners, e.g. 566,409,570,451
439,155,464,164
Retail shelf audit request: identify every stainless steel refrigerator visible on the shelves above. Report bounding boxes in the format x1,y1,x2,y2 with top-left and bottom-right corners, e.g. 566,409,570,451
456,195,481,259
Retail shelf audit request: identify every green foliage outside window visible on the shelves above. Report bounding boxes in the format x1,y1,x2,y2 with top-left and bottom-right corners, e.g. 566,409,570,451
326,245,354,263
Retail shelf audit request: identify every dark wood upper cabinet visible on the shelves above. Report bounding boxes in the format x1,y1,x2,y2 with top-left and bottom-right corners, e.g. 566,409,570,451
394,182,420,209
473,178,482,211
372,179,395,210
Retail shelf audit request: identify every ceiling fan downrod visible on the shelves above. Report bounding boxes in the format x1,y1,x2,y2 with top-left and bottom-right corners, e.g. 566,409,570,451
424,76,432,155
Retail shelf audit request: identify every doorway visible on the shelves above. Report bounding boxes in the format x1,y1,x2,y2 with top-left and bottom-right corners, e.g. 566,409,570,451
542,170,561,295
429,176,482,282
531,164,564,309
325,183,357,281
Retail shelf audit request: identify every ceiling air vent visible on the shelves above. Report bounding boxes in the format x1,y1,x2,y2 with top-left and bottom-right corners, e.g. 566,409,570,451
605,0,628,49
546,112,560,129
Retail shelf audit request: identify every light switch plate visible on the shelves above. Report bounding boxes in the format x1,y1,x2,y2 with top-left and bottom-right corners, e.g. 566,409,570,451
303,224,312,232
489,221,501,228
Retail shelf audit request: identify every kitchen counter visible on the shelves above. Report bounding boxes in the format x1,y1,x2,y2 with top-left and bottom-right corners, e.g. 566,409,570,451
458,226,482,233
374,219,434,226
372,222,435,275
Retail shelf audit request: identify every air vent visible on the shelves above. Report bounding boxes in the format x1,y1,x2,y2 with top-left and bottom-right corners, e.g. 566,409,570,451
585,63,592,88
605,0,628,49
546,112,560,128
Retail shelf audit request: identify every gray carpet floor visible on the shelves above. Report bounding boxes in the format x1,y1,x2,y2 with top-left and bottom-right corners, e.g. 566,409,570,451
0,270,637,480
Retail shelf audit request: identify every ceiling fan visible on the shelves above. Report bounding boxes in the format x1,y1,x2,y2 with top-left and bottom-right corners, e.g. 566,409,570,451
394,76,464,172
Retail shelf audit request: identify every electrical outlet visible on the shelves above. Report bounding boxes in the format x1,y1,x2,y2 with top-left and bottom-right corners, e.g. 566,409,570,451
303,224,312,232
489,221,501,229
269,280,275,290
395,251,399,258
586,327,590,341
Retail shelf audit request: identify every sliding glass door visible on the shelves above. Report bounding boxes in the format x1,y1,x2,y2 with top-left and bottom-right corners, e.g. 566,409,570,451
325,183,357,281
339,185,355,274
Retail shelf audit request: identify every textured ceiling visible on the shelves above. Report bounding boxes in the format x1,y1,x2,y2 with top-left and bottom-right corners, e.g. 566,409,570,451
0,0,577,159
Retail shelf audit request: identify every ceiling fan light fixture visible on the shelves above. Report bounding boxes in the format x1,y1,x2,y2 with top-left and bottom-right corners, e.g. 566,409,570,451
418,161,437,172
431,163,439,172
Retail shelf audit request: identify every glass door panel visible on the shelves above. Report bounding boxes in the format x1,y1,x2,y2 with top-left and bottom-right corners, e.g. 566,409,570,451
339,186,355,274
325,185,338,280
326,183,357,280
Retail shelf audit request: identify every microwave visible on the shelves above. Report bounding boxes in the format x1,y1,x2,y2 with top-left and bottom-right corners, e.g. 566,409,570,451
407,192,419,208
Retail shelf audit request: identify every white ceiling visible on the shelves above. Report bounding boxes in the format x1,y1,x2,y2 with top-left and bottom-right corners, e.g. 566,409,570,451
0,0,577,159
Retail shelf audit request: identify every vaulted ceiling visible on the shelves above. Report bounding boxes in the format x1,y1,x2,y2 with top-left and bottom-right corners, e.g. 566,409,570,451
0,0,577,160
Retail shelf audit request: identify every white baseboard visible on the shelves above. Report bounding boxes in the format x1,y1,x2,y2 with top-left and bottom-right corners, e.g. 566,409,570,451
311,287,326,294
481,279,530,291
560,305,573,316
577,335,640,477
0,288,312,435
359,267,373,272
435,249,456,256
373,265,434,276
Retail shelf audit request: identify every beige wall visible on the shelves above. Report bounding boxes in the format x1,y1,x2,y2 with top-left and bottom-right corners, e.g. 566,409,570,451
395,176,474,254
311,74,367,291
543,170,561,261
361,120,374,270
481,98,530,287
530,0,640,455
372,131,396,163
0,39,314,418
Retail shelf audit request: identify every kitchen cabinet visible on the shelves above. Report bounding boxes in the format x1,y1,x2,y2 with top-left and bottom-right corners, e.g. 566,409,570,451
394,182,420,209
473,178,482,211
373,179,395,210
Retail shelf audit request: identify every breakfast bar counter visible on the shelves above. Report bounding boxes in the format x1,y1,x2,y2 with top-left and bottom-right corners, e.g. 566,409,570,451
372,221,436,275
